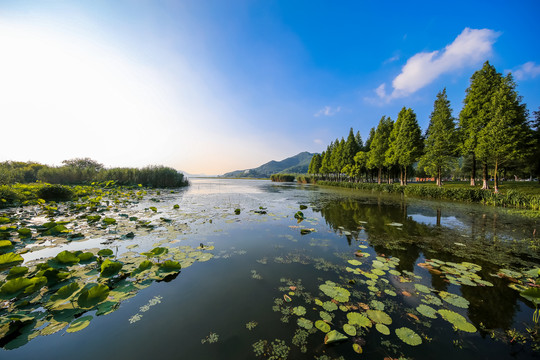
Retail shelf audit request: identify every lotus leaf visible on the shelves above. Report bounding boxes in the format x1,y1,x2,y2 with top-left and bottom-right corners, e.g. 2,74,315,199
389,269,401,276
438,309,476,332
77,252,95,262
53,250,80,265
416,304,437,319
319,281,350,302
0,252,24,268
17,228,32,237
77,284,110,309
322,301,338,312
96,301,119,316
50,282,80,303
297,317,313,330
87,215,101,222
320,311,332,322
370,300,385,310
138,260,153,271
160,260,182,271
366,310,392,325
376,323,390,335
343,323,356,336
0,277,33,297
439,291,469,308
347,312,371,328
421,294,443,306
523,268,540,278
0,240,12,248
7,266,28,279
414,284,431,294
66,315,93,333
519,287,540,305
97,249,114,257
372,269,385,276
324,330,347,344
102,217,117,225
395,327,422,346
315,320,331,333
352,343,363,354
348,259,362,266
293,306,306,316
100,259,123,277
384,289,397,296
498,268,522,279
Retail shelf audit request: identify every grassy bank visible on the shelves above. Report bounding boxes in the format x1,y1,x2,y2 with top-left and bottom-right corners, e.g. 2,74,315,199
317,180,540,211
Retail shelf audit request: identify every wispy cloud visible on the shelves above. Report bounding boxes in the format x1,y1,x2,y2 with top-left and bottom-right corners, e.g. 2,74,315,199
383,55,400,64
314,105,341,117
507,61,540,81
370,28,500,102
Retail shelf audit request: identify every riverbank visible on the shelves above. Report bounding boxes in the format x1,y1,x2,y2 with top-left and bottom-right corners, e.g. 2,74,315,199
316,180,540,212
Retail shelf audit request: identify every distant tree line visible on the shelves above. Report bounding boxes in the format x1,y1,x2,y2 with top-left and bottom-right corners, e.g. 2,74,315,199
0,157,188,188
308,61,539,193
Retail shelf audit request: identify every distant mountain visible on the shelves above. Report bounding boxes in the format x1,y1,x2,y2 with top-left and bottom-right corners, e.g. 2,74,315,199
221,152,315,178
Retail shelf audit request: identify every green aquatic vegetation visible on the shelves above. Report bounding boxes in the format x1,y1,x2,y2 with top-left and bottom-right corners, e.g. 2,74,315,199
322,301,338,312
100,259,123,277
0,252,23,268
246,321,258,330
347,312,371,328
293,306,306,316
297,317,313,330
319,281,350,302
370,300,385,310
437,309,477,333
252,339,290,359
395,327,422,346
292,328,309,353
343,323,356,336
7,266,28,279
66,315,92,333
366,309,392,325
97,249,114,257
416,304,437,319
414,284,431,294
77,284,110,309
201,332,219,344
315,320,331,333
439,291,470,309
324,330,347,344
375,323,390,335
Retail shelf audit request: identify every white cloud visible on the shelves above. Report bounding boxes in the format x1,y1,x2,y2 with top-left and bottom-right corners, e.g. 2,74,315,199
383,55,400,64
313,139,323,145
373,28,500,101
509,61,540,80
314,106,341,117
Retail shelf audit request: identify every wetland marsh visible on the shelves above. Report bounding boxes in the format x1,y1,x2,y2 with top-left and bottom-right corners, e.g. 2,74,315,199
1,178,539,360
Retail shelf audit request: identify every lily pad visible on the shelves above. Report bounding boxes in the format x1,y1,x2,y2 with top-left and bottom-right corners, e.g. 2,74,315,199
375,323,390,335
347,312,371,328
324,330,348,344
100,259,123,277
77,284,110,309
366,309,392,325
0,252,24,269
343,323,356,336
297,317,313,330
414,284,431,294
315,320,331,333
395,327,422,346
293,306,306,316
66,315,93,333
416,304,437,319
439,291,469,309
322,301,338,312
520,287,540,305
319,281,350,302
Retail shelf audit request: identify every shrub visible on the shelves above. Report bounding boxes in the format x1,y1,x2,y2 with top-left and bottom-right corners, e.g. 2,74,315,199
36,185,74,202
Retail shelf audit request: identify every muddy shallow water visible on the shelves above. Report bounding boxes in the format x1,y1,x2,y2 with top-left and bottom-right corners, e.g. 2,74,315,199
2,178,539,360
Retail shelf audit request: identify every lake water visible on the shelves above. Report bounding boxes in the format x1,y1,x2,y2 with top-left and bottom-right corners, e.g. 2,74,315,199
2,178,539,360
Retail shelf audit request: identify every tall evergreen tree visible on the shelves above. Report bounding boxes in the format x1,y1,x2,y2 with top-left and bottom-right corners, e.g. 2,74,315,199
308,153,322,175
364,127,376,152
367,116,393,184
355,131,363,150
418,89,457,186
344,128,361,169
386,107,423,185
475,74,532,192
531,107,540,179
459,61,503,188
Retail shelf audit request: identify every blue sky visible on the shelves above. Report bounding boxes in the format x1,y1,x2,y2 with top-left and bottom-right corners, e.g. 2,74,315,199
1,0,539,175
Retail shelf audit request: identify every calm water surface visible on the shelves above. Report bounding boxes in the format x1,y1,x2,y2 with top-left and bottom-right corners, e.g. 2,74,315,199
3,178,539,360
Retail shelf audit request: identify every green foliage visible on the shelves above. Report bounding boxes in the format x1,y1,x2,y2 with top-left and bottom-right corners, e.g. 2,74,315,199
36,184,74,201
270,174,295,182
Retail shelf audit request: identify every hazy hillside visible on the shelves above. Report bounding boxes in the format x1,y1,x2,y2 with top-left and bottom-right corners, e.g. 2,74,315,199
221,152,315,178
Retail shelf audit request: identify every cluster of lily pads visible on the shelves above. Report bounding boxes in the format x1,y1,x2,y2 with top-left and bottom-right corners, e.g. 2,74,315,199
0,185,220,349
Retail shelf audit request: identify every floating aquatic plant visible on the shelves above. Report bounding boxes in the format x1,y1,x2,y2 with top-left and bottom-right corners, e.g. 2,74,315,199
395,327,422,346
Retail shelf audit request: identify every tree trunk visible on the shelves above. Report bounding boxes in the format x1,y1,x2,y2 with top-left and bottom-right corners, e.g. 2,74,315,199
437,166,442,187
399,167,404,186
470,154,476,186
481,163,489,190
377,167,382,184
493,160,499,193
404,166,407,185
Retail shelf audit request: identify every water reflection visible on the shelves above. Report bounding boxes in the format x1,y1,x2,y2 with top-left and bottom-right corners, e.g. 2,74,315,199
313,193,538,332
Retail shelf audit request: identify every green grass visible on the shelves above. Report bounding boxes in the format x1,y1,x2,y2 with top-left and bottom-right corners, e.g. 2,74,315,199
409,181,540,196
